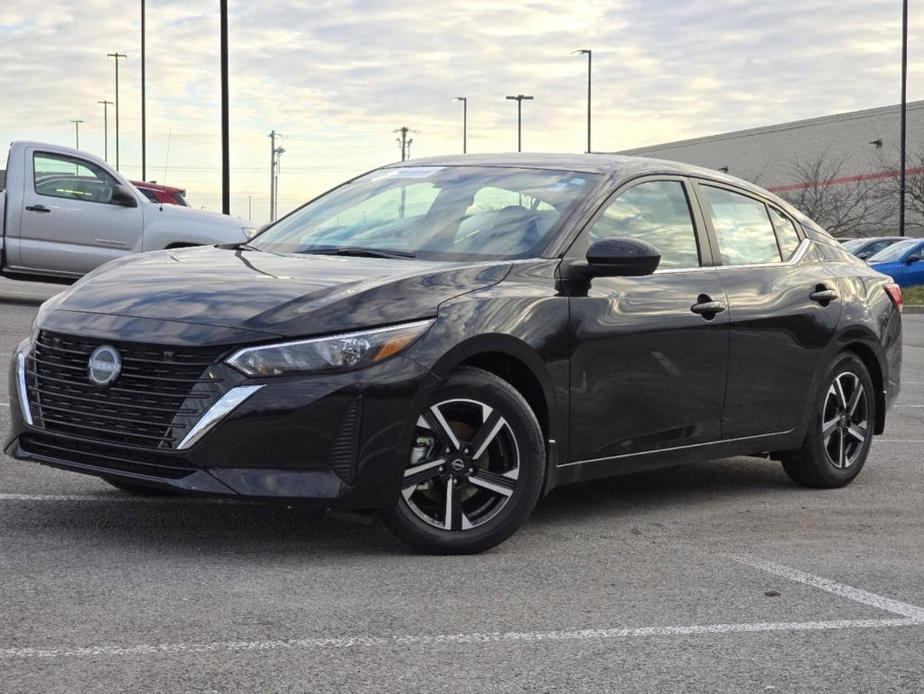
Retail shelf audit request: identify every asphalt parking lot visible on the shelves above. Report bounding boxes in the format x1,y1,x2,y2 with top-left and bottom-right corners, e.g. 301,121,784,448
1,277,923,693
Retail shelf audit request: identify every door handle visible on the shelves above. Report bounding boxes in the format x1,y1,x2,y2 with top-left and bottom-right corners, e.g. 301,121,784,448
690,294,726,318
809,287,839,304
25,204,50,213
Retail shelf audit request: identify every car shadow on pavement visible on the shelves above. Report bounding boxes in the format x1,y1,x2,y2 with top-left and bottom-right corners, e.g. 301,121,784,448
6,455,796,558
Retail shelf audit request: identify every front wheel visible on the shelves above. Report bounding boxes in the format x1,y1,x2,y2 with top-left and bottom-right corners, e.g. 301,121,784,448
781,353,875,488
382,367,545,554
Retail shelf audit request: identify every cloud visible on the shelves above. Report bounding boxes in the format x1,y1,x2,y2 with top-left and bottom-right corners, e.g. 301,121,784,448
0,0,920,221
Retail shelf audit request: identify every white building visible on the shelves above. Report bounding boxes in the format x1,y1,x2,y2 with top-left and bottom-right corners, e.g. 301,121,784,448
617,101,924,236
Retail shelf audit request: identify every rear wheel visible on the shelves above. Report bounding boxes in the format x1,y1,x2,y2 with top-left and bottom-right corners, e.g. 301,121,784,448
781,353,874,488
382,367,545,554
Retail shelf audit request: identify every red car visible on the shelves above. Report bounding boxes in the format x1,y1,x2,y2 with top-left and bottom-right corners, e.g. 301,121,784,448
131,181,189,206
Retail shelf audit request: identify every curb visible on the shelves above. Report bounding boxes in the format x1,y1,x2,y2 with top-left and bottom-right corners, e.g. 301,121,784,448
905,305,924,314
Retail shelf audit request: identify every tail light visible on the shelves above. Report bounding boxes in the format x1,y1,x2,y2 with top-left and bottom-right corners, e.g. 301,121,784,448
884,283,903,312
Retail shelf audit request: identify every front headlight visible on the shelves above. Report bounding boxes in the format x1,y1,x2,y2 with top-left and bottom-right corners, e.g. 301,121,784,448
226,319,434,377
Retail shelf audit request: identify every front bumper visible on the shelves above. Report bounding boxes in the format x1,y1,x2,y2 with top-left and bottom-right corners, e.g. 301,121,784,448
5,336,437,509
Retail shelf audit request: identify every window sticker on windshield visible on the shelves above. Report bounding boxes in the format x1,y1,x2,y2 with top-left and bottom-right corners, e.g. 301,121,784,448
373,167,443,180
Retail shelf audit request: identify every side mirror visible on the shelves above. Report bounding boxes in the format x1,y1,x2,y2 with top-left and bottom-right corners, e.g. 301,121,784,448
582,238,661,278
110,184,138,208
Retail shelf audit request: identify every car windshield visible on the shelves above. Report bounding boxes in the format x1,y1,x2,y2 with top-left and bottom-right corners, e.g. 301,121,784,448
251,166,600,261
868,240,920,263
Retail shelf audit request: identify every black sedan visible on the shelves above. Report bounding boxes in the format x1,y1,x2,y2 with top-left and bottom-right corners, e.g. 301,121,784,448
5,154,903,554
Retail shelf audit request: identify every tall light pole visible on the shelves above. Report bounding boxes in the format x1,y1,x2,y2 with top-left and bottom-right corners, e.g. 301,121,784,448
107,52,127,170
98,100,113,161
572,49,592,153
71,120,84,149
141,0,147,181
452,97,467,154
394,126,415,161
899,0,908,237
505,95,533,152
220,0,230,215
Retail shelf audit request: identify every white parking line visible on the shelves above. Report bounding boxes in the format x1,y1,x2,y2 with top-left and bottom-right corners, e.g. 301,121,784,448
0,402,9,407
0,618,919,660
735,556,924,621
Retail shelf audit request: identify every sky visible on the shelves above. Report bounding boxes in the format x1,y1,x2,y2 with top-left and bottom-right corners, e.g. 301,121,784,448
0,0,921,222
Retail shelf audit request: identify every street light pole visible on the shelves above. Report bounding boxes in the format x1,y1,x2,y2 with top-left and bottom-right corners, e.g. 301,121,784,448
220,0,230,215
268,130,279,221
572,49,592,153
452,97,467,154
97,100,113,161
107,52,127,170
141,0,147,181
71,120,84,149
899,0,908,237
505,95,533,152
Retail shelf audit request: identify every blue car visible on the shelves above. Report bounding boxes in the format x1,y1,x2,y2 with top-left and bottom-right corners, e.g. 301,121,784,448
867,238,924,288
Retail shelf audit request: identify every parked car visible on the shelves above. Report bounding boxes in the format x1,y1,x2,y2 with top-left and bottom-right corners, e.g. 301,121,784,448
5,154,902,554
131,181,189,207
867,238,924,287
841,236,907,260
0,141,256,283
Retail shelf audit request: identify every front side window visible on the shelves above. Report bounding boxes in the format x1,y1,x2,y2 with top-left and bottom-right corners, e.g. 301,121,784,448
701,186,781,265
767,207,802,260
586,180,700,270
33,152,120,204
253,166,598,261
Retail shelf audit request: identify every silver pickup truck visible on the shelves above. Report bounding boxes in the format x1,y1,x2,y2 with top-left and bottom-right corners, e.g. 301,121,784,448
0,141,255,283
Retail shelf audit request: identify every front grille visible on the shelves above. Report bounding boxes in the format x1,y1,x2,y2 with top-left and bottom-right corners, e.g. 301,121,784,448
26,331,228,449
20,433,196,479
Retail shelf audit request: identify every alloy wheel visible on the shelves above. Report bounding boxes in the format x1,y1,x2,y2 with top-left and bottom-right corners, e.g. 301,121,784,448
401,398,520,531
821,371,869,469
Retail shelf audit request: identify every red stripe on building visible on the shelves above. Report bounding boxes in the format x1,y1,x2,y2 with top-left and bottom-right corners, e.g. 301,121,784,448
768,167,924,194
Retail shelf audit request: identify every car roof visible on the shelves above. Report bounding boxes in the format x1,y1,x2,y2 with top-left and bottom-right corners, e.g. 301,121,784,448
130,180,185,194
384,152,805,218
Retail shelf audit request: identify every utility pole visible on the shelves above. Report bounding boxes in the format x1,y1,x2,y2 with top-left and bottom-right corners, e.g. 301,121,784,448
572,49,592,153
97,101,113,161
107,52,127,170
141,0,147,181
220,0,230,215
71,120,84,149
273,145,285,219
899,0,909,237
505,95,534,152
452,97,467,153
394,126,413,161
268,130,280,221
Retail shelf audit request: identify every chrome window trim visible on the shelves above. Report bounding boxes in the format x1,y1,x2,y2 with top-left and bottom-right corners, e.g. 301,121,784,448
652,237,810,275
559,429,794,468
177,385,264,450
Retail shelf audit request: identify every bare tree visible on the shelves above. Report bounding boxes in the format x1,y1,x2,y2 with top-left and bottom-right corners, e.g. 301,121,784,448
777,151,891,238
876,147,924,235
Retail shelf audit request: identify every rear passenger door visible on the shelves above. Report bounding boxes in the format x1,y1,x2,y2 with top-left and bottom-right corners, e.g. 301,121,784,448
692,181,841,439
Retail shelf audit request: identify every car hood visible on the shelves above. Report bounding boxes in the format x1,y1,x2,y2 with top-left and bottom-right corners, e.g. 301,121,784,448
149,202,249,232
46,246,512,337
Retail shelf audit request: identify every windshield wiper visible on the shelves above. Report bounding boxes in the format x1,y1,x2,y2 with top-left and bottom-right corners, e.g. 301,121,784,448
304,246,416,259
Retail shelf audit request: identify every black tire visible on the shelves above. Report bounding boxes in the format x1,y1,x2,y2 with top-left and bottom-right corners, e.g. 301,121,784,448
382,366,545,554
104,478,178,496
781,353,875,488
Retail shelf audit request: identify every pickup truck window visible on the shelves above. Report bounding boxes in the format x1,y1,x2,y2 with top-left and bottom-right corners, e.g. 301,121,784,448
33,152,121,205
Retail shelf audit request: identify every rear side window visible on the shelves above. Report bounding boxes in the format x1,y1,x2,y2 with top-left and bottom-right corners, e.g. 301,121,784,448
33,152,120,205
588,180,700,269
700,186,781,265
767,207,801,260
